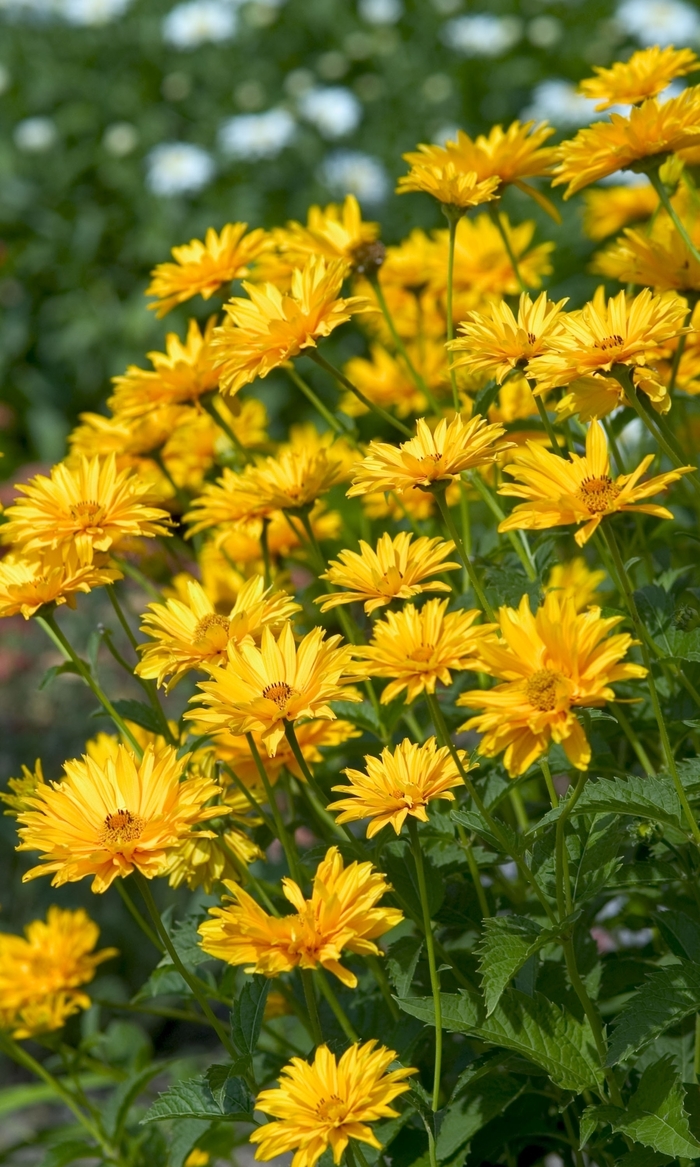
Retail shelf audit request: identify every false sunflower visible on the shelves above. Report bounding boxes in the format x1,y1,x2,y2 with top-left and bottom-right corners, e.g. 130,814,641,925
579,45,699,111
146,223,270,317
450,292,568,384
0,547,121,619
592,209,700,293
545,558,605,612
316,532,459,614
108,318,220,419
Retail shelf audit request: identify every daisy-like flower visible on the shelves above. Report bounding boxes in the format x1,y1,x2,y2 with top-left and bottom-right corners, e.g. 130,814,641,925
579,45,699,111
198,846,403,986
212,719,361,788
457,591,647,775
250,1042,414,1167
396,161,500,211
498,419,692,546
277,195,381,270
581,183,659,241
552,88,700,198
135,576,301,690
328,737,473,837
146,223,270,317
108,319,220,419
211,257,373,396
342,343,431,418
398,121,557,210
347,414,511,498
0,907,117,1039
316,532,460,614
17,743,221,892
592,208,700,293
527,286,689,417
350,598,495,704
545,557,605,612
184,466,271,537
0,547,121,619
187,622,359,755
165,830,264,893
240,446,347,513
0,760,45,818
450,292,568,384
68,409,179,464
1,455,171,561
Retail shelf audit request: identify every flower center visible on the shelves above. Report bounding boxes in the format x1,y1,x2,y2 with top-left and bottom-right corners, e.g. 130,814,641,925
576,475,621,515
418,454,442,470
316,1095,347,1124
410,644,435,663
193,613,231,649
101,808,144,846
527,332,537,345
595,334,624,351
69,500,103,528
262,681,295,708
526,669,562,712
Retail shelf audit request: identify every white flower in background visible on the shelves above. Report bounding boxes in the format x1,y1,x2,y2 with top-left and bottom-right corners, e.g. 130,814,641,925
62,0,131,23
163,0,236,48
103,122,139,156
146,143,214,196
14,117,57,152
441,14,522,57
319,149,389,204
522,80,598,127
358,0,402,25
616,0,700,46
298,86,362,139
599,170,651,186
218,108,295,160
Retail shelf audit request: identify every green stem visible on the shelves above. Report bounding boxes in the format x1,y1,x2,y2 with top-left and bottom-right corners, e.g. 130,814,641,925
297,508,327,573
110,556,163,602
669,329,688,395
201,395,252,463
408,817,442,1112
695,1014,700,1084
153,451,189,511
315,969,359,1043
509,785,530,831
134,872,237,1057
371,277,442,414
308,350,412,438
611,702,655,777
648,167,700,267
613,365,697,487
36,613,143,756
602,418,628,476
489,204,528,293
105,587,177,745
366,954,401,1020
443,207,462,411
246,733,303,882
555,771,586,920
456,824,491,918
540,757,559,808
301,969,323,1045
216,834,279,915
433,489,496,620
288,367,355,439
115,878,164,953
603,522,700,844
534,394,566,458
221,762,279,839
283,723,352,841
466,471,537,581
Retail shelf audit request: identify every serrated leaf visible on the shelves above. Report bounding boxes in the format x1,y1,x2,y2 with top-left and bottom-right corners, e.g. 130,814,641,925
205,1064,254,1113
583,1057,700,1158
397,990,603,1092
607,960,700,1066
660,628,700,662
386,936,423,998
654,909,700,963
331,700,384,739
230,976,269,1056
451,809,521,858
134,964,189,1001
102,1062,165,1139
530,775,685,834
614,1150,673,1167
477,916,542,1015
436,1074,524,1161
141,1073,254,1124
110,698,165,735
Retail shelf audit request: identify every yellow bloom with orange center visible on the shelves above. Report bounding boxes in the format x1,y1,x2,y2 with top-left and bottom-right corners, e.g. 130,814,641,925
198,846,403,987
146,223,270,317
185,466,272,537
1,455,171,561
0,546,122,619
0,907,117,1039
317,532,459,614
582,183,658,241
552,88,700,198
0,760,46,818
241,445,347,512
136,576,301,690
347,414,511,498
457,592,647,775
211,257,373,396
498,420,692,546
213,504,341,565
109,319,220,419
450,292,568,384
329,737,473,838
579,46,699,111
68,408,180,464
187,622,359,755
592,204,700,293
211,718,361,788
546,557,605,612
251,1041,414,1167
350,598,496,704
397,161,500,211
17,743,221,892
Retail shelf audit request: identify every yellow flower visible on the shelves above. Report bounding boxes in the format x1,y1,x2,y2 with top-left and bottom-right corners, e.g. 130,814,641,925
397,160,500,210
85,721,177,765
317,532,459,614
212,719,361,788
342,344,430,417
1,455,171,561
546,558,605,611
348,414,511,499
329,737,473,838
380,228,436,289
165,830,264,893
17,742,221,892
199,846,403,987
1,760,46,818
136,576,301,690
582,183,659,241
450,292,568,384
579,46,699,111
109,319,220,419
278,195,380,268
184,1153,210,1167
350,598,495,704
399,121,557,209
0,546,121,619
498,419,692,546
241,446,347,512
457,592,647,775
552,88,700,198
0,907,117,1039
188,622,359,755
146,223,270,317
251,1041,414,1167
592,202,700,293
211,257,373,396
185,467,271,536
68,409,179,464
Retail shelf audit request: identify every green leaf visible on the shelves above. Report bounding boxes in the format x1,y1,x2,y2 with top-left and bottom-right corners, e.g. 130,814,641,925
331,700,384,739
103,1063,165,1139
134,964,189,1001
38,660,81,690
230,976,269,1056
381,841,444,918
110,698,164,735
205,1064,254,1113
451,809,521,857
476,916,543,1016
141,1073,254,1124
654,909,700,962
436,1074,524,1161
39,1141,97,1167
397,990,603,1092
614,1151,672,1167
386,935,423,998
607,960,700,1066
169,1119,212,1167
583,1057,700,1159
532,775,685,833
660,628,700,662
472,379,499,417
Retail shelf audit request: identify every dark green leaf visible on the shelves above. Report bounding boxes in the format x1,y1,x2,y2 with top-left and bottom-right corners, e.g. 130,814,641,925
38,661,81,690
476,915,542,1015
205,1064,254,1114
472,379,499,416
134,964,189,1001
607,960,700,1066
141,1073,254,1124
110,698,164,735
654,909,700,963
169,1119,212,1167
103,1062,165,1139
386,936,423,998
582,1057,700,1158
331,700,384,739
230,976,269,1056
661,629,700,662
451,809,520,857
436,1074,524,1161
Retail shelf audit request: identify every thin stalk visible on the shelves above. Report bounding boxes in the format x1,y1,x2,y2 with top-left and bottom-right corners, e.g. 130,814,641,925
308,350,412,438
301,969,323,1045
489,204,527,293
695,1014,700,1083
315,970,359,1043
443,208,462,410
540,757,559,808
115,878,164,953
611,703,655,777
110,556,163,602
459,481,472,559
297,508,327,574
602,418,628,476
221,762,279,839
293,771,347,843
669,330,688,395
466,471,537,581
366,954,401,1020
217,834,279,915
456,824,491,918
36,613,143,756
105,587,176,745
93,997,205,1025
246,733,303,882
201,395,251,463
534,395,566,458
153,451,189,511
603,522,700,844
288,366,352,438
371,276,443,414
408,817,442,1112
555,771,587,920
509,785,530,831
433,489,495,620
106,583,139,651
613,365,696,482
134,872,236,1056
648,167,700,267
284,723,355,847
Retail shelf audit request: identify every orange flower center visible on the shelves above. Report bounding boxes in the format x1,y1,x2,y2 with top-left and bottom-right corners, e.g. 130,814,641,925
194,613,231,649
316,1095,347,1124
70,500,104,529
101,808,145,846
409,644,435,663
576,475,621,514
526,669,562,712
418,454,442,472
262,681,295,708
527,332,537,345
595,334,624,350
